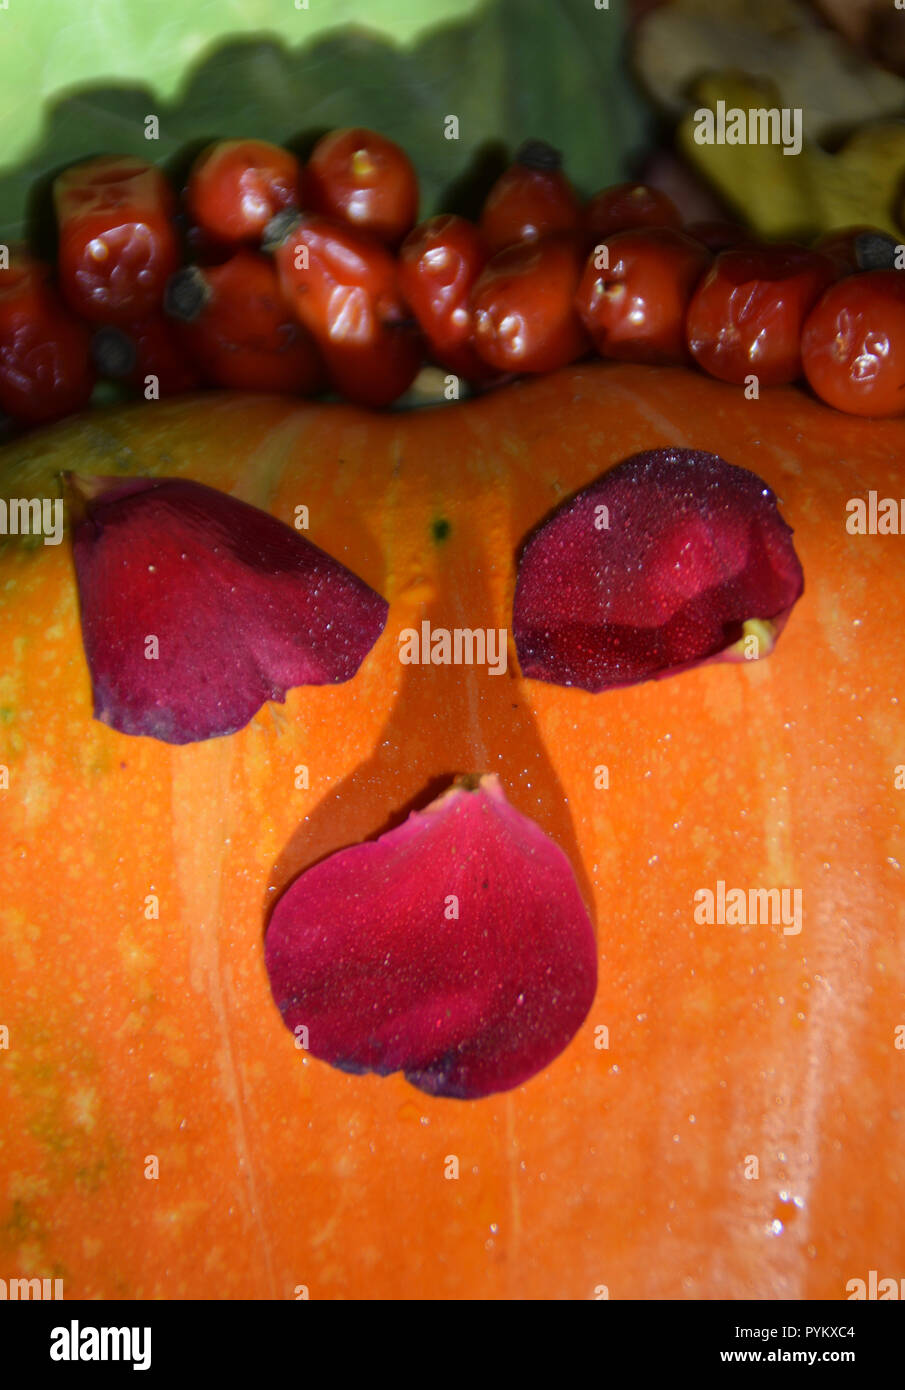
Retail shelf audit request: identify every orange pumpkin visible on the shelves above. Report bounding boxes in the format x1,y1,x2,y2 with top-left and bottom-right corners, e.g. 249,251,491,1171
1,361,903,1299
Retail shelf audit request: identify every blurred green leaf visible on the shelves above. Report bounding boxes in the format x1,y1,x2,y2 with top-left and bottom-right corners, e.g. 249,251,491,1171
0,0,486,170
0,0,651,245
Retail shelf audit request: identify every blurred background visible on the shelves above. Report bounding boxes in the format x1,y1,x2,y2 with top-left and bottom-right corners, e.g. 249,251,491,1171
1,0,904,248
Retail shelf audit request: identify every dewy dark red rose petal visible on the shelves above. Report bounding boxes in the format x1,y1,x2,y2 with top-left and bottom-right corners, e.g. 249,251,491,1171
513,447,804,692
264,775,597,1100
67,473,388,743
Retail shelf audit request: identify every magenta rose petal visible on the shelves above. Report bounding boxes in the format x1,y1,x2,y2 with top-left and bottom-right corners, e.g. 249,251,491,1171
264,774,597,1100
513,447,804,692
67,474,388,743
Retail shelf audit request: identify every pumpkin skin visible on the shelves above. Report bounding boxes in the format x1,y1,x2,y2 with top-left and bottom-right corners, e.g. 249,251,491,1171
0,362,903,1300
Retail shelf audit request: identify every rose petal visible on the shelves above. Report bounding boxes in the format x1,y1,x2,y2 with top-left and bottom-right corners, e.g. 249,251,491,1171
265,774,597,1100
67,474,388,743
513,447,804,692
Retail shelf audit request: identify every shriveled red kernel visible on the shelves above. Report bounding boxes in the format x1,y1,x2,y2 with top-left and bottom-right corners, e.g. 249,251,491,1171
575,227,710,365
168,252,325,395
55,156,180,324
320,322,423,408
686,244,836,386
480,140,582,254
0,250,95,423
813,226,899,277
801,271,905,417
272,214,405,348
187,139,302,246
513,448,804,692
67,474,388,744
305,127,419,245
398,214,487,351
264,773,597,1100
583,183,681,242
471,234,589,373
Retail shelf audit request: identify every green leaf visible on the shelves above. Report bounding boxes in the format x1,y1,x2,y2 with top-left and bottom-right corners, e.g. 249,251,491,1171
0,0,651,246
0,0,485,169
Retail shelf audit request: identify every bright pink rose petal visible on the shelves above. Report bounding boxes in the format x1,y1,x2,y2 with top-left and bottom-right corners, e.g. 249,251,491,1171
513,447,804,692
68,474,388,743
265,775,597,1100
